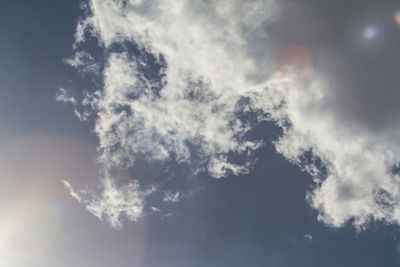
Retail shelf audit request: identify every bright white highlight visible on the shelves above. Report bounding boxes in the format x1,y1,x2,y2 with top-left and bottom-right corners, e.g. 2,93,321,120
363,25,378,40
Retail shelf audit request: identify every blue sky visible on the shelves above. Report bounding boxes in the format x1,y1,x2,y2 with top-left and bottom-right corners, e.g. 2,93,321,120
2,1,400,266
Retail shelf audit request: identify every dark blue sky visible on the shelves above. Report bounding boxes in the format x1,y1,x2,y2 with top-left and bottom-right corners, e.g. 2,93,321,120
2,1,400,266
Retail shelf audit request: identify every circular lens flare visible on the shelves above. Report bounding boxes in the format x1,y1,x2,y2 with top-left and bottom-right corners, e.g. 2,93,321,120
363,26,378,40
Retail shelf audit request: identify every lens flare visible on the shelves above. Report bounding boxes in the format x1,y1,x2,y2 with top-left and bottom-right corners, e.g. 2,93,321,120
273,45,314,78
363,26,378,40
395,11,400,26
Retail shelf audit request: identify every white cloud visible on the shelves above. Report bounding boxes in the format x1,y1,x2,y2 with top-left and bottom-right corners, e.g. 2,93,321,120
55,88,76,105
251,73,400,228
163,192,182,203
84,178,154,229
62,180,82,202
151,206,160,212
64,0,279,228
78,0,277,175
63,0,400,230
304,233,313,242
73,108,92,122
63,177,154,229
63,51,99,74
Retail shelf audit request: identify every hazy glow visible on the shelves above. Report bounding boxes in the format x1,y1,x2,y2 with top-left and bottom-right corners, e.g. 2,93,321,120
363,25,378,40
395,11,400,25
0,134,98,267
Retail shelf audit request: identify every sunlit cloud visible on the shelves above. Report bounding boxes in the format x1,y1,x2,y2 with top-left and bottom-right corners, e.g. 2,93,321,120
62,0,400,230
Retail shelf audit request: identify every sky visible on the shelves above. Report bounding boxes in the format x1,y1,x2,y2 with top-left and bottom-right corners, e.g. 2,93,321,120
2,0,400,266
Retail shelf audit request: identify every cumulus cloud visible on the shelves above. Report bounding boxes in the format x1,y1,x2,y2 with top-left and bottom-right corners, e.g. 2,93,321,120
63,0,400,229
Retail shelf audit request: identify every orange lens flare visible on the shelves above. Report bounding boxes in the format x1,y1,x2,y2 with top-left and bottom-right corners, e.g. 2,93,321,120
272,45,313,77
395,11,400,25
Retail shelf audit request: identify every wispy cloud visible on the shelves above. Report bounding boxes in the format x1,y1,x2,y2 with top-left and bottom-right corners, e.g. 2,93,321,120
62,0,400,230
63,178,155,229
163,192,182,203
63,51,99,75
55,88,76,105
62,180,82,202
304,233,313,242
